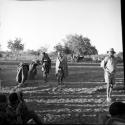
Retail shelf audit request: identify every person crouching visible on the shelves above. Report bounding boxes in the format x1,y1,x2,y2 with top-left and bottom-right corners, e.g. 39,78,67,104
6,91,43,124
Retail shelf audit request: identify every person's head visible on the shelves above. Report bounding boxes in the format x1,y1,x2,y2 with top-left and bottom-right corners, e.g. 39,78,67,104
58,51,64,57
8,92,20,108
109,101,125,117
107,48,116,57
57,51,61,56
0,93,7,111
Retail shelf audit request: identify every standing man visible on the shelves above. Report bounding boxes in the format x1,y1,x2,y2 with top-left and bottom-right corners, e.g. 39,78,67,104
41,52,51,82
41,52,51,73
100,48,117,102
55,51,68,83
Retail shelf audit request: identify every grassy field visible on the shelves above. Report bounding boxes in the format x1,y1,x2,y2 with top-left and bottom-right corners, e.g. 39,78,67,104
0,62,124,124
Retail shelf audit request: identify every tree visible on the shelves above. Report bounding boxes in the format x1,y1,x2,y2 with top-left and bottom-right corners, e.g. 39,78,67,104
54,43,64,52
7,38,24,59
117,52,123,59
116,51,123,63
26,49,39,57
54,42,71,54
63,34,98,56
63,44,72,54
38,46,48,53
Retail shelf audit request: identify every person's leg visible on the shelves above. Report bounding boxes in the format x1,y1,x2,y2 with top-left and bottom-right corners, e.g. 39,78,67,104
57,72,60,84
108,74,115,99
61,70,64,85
43,72,47,83
107,82,111,101
108,83,112,100
105,72,111,102
107,74,114,102
57,70,61,85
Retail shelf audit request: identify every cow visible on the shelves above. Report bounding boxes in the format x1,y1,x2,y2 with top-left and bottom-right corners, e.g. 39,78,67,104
15,62,29,88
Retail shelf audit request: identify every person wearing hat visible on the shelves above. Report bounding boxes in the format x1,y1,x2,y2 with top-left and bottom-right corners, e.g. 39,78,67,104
100,48,117,102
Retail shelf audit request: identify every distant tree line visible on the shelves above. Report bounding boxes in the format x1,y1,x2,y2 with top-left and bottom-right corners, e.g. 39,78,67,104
0,34,123,63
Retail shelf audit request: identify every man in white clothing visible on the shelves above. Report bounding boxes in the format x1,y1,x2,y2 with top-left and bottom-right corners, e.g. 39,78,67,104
55,51,68,84
101,48,117,102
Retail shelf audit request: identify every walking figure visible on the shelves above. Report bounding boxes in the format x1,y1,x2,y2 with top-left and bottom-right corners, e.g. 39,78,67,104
55,51,68,85
41,52,51,82
101,48,117,102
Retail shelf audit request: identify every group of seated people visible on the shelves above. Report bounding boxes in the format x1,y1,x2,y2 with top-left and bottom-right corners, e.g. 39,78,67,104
0,91,43,125
0,90,125,125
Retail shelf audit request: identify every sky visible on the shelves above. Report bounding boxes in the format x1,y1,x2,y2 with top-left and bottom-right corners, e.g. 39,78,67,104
0,0,123,54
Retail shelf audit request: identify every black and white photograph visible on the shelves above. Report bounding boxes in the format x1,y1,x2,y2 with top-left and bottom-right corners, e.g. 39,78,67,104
0,0,124,124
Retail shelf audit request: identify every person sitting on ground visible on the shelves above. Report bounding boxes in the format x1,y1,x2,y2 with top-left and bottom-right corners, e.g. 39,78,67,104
0,93,9,124
6,92,23,124
105,101,125,125
17,90,43,124
7,91,43,124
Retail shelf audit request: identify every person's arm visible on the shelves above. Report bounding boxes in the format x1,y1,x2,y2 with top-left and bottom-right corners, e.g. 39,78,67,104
16,101,23,124
101,57,108,70
104,58,107,69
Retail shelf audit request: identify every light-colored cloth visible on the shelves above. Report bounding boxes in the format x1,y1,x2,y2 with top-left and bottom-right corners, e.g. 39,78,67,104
104,56,117,73
55,55,68,78
101,56,117,84
16,63,29,84
104,71,115,84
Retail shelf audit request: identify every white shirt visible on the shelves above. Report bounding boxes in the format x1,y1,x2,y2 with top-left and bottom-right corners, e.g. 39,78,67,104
101,56,117,73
